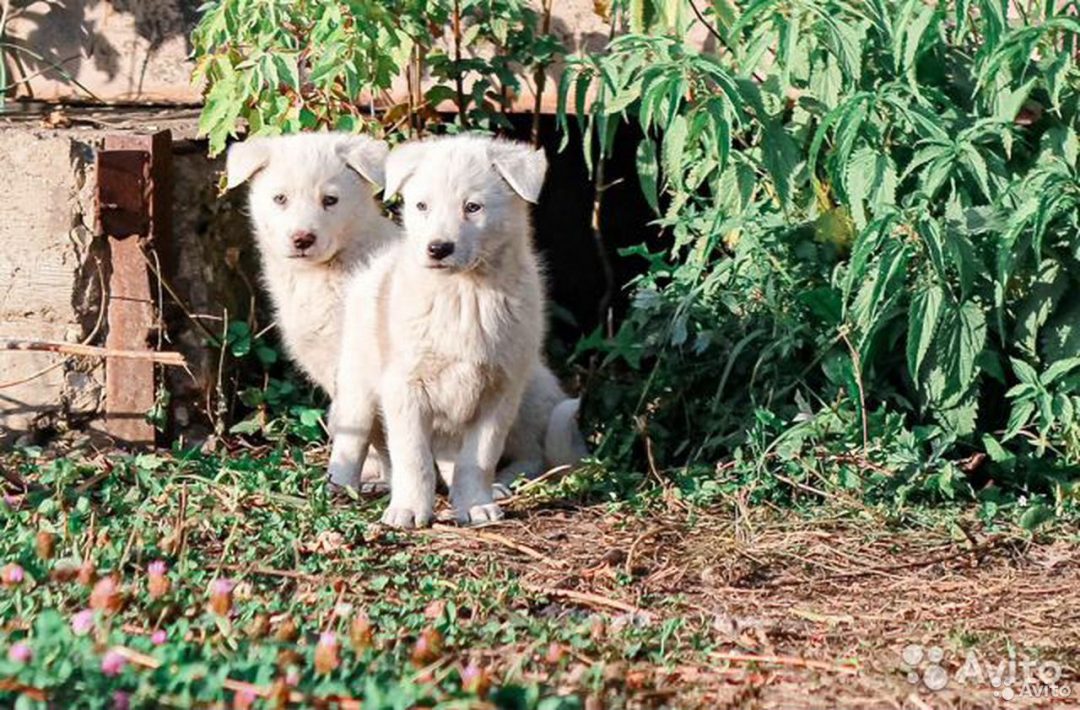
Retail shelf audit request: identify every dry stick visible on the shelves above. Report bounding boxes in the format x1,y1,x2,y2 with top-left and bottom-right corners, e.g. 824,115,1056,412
218,563,319,581
138,247,220,343
710,650,858,675
772,540,1003,588
498,464,572,504
530,0,555,148
0,680,45,701
0,467,45,493
0,339,186,366
522,583,650,616
685,0,767,84
452,0,467,127
624,525,672,577
429,524,565,567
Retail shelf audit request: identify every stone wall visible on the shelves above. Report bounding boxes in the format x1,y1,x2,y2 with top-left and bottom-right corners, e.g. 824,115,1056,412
0,114,253,445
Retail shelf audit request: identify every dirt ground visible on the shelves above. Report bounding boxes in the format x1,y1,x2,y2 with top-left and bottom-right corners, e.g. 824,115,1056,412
405,490,1080,709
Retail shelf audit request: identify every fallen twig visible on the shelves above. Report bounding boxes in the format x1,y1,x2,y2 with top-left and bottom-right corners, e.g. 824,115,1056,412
498,464,573,505
0,339,186,366
522,583,650,617
0,679,46,701
710,650,858,675
429,524,565,568
625,525,672,577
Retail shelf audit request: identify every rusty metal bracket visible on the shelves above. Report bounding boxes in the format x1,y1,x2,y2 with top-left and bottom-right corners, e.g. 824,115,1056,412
95,131,173,448
96,150,150,238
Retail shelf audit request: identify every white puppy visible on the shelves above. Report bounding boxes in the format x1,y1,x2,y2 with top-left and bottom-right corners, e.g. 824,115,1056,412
226,133,586,489
226,133,395,394
329,135,549,527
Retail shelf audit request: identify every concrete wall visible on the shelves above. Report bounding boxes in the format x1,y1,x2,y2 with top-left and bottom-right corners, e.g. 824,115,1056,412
0,115,252,445
0,129,105,438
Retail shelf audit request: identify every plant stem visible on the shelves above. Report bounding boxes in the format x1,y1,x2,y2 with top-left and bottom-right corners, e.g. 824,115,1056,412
531,0,554,147
452,0,467,127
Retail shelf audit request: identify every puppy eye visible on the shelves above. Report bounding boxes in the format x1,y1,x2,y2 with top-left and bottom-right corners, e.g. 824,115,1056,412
273,194,287,206
416,201,428,212
464,201,483,214
322,195,338,208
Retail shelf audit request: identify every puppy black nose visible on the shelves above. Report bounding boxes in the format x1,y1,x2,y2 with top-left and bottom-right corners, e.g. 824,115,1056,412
292,231,316,250
427,241,455,260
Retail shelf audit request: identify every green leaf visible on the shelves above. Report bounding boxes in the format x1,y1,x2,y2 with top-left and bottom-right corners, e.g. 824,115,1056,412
1019,503,1054,532
1010,358,1039,386
761,119,800,209
635,137,661,215
907,283,944,380
661,113,688,193
1041,357,1080,386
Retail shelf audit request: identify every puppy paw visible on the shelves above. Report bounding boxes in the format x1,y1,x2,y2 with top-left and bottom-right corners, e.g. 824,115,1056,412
459,502,504,525
327,462,361,490
381,506,433,529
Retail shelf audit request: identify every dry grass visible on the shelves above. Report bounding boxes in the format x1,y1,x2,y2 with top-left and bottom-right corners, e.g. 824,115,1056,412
403,496,1080,708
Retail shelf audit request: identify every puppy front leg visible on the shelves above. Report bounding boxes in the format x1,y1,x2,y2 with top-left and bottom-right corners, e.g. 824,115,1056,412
327,393,376,491
451,393,520,524
381,382,436,528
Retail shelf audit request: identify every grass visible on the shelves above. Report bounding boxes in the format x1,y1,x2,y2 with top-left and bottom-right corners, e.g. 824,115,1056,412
1,440,1078,708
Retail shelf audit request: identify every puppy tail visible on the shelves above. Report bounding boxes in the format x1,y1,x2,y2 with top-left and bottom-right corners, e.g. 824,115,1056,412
543,397,589,469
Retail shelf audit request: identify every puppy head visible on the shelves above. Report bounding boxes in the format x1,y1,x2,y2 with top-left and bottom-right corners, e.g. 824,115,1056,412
226,133,389,264
383,135,547,273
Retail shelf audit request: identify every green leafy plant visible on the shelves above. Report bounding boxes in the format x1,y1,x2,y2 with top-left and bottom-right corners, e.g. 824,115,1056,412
191,0,563,154
560,0,1080,509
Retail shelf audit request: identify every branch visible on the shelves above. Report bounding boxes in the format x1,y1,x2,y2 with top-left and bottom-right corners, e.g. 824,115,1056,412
0,339,186,367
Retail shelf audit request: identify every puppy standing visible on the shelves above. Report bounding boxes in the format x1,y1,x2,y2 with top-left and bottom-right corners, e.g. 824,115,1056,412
330,136,548,526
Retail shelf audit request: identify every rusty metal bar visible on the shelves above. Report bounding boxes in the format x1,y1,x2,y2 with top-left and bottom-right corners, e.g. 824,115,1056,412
95,130,173,448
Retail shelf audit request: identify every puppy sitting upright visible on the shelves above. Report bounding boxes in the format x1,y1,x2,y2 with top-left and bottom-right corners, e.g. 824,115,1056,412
329,135,548,527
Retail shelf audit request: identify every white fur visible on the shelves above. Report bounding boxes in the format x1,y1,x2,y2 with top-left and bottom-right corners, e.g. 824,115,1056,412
228,132,586,497
330,135,552,527
226,132,395,394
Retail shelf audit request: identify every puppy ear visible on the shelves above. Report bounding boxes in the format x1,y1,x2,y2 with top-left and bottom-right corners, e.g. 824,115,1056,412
383,141,426,199
336,135,389,188
225,138,270,190
490,142,548,204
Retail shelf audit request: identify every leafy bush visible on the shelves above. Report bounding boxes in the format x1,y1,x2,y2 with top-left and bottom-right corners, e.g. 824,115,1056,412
562,0,1080,504
192,0,1080,510
192,0,561,154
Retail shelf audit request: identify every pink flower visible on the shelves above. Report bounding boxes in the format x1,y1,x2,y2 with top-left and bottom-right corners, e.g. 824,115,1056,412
1,563,25,587
7,643,31,664
147,561,170,599
112,691,130,710
150,629,167,646
2,495,20,511
234,689,257,709
90,577,124,614
71,609,95,636
208,578,234,616
285,665,301,686
462,660,490,696
101,649,127,676
211,577,234,596
314,632,340,674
